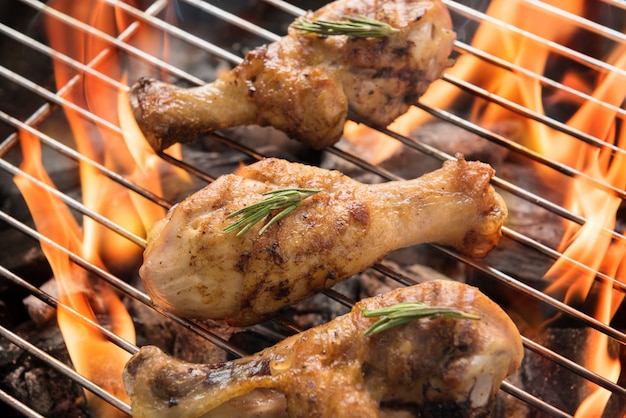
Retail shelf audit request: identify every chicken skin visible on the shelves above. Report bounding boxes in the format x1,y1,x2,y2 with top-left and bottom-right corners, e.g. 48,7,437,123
123,280,524,418
139,157,507,326
130,0,456,151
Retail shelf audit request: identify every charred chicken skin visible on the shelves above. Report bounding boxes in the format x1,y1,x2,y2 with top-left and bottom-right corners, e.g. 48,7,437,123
139,157,507,326
123,280,524,418
130,0,456,151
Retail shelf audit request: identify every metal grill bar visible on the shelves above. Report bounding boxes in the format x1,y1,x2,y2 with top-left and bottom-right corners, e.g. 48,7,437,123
260,0,306,17
0,322,132,416
441,245,626,344
0,209,250,359
359,102,626,201
1,1,625,417
597,0,626,10
520,0,626,43
0,157,147,248
0,264,138,355
445,0,626,77
179,0,282,43
0,388,45,418
0,109,171,209
441,66,626,151
522,336,626,399
106,0,246,65
499,382,572,418
20,0,204,84
453,39,626,121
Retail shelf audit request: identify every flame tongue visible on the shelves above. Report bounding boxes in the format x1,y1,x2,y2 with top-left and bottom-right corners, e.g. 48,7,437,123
14,0,189,416
343,0,626,415
444,1,625,415
56,272,134,418
14,0,626,415
15,129,134,417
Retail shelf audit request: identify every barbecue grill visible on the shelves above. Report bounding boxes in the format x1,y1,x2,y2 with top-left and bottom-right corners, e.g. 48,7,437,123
1,0,625,417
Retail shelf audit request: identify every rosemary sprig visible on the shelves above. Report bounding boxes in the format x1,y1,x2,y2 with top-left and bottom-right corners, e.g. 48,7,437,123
292,15,399,38
361,302,480,336
223,188,321,237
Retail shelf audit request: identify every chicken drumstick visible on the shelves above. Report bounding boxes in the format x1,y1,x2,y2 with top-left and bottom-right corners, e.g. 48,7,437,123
130,0,456,151
139,157,507,325
124,280,524,418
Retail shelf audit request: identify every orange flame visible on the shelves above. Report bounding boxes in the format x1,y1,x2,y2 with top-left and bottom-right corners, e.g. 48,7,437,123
15,129,134,417
13,0,190,416
366,0,625,415
15,0,626,415
542,79,626,415
541,154,625,417
343,0,587,163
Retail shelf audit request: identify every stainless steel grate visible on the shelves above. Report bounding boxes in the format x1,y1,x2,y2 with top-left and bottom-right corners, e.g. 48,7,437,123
1,0,625,417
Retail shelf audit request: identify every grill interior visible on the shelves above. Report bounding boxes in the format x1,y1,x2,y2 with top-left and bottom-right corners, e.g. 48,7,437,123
1,0,626,417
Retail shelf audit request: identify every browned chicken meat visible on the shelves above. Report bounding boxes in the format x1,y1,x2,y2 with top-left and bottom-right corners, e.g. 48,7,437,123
130,0,456,151
139,157,507,326
124,280,524,418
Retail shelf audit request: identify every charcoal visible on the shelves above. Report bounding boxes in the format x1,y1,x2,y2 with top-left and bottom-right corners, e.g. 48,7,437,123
0,322,88,417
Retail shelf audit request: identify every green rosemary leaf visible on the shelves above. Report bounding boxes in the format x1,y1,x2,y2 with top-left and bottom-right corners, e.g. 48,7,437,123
223,188,321,237
361,301,480,336
292,15,399,38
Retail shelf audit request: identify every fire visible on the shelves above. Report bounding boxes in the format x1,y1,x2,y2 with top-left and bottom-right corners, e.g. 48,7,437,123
12,0,625,415
443,0,623,415
542,94,626,416
348,0,625,415
13,0,190,416
15,129,134,417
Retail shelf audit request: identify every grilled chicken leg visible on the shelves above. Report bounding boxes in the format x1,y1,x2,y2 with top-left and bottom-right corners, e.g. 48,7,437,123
124,280,524,418
139,157,507,326
130,0,456,151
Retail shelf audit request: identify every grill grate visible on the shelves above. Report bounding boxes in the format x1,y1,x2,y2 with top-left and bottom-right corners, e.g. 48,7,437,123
1,1,625,417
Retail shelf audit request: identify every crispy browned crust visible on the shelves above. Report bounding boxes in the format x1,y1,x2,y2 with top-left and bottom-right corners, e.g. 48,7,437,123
124,280,524,418
130,0,455,151
139,157,506,326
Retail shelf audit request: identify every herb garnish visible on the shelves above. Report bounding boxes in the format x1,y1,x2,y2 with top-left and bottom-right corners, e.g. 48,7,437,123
292,15,399,38
223,188,321,237
361,302,480,336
